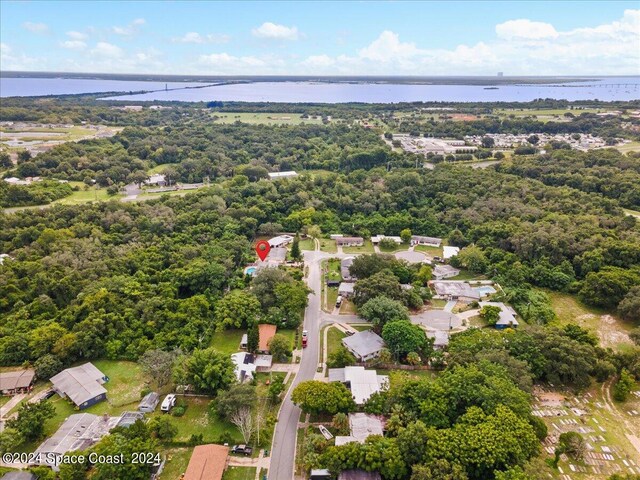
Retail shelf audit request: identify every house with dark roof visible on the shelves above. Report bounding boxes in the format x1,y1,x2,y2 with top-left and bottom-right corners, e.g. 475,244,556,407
0,369,35,395
50,363,108,409
341,257,355,280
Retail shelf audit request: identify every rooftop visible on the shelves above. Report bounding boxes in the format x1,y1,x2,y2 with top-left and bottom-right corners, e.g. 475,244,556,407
328,366,389,404
0,369,35,391
431,281,480,300
479,301,519,326
268,171,298,178
443,246,460,259
334,413,385,446
342,331,385,360
50,363,107,407
258,324,277,352
183,444,229,480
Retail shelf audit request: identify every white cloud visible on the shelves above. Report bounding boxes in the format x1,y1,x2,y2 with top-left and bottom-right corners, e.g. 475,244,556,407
172,32,230,44
0,43,39,70
112,18,145,36
60,40,87,50
199,53,266,67
66,31,87,40
296,10,640,75
358,30,423,62
91,42,124,58
22,22,49,34
0,43,10,55
252,22,299,40
496,19,558,40
301,54,335,68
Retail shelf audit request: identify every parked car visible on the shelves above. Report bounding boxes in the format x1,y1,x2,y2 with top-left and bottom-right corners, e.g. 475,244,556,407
231,444,253,456
335,295,343,307
161,393,176,412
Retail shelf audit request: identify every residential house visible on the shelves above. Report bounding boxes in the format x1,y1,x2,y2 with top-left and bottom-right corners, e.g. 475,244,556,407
342,331,386,362
145,174,166,186
231,352,273,383
479,301,519,329
328,366,389,405
310,469,332,480
0,369,35,395
338,282,355,298
443,246,460,259
431,281,480,302
183,444,229,480
267,235,294,248
370,235,402,244
410,235,442,247
268,171,298,180
50,363,108,409
335,237,364,247
341,257,355,281
427,330,450,350
258,324,277,353
334,413,385,446
432,264,460,280
1,472,37,480
240,333,248,349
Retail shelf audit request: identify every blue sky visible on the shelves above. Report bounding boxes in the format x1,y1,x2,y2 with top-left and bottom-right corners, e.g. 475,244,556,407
1,1,639,75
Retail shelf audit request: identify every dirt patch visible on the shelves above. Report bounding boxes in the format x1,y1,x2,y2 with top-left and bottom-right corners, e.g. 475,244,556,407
534,389,565,407
597,315,632,348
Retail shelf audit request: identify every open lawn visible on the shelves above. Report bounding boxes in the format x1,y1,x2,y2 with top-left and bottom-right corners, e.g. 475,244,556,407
159,447,193,480
378,243,410,253
318,239,337,253
151,396,242,444
546,290,634,351
54,184,114,205
624,208,640,219
494,108,605,117
326,327,346,360
278,328,299,351
210,329,245,355
340,299,357,315
299,238,315,251
343,240,374,254
147,164,173,174
213,112,324,125
616,141,640,153
223,466,258,480
414,245,443,257
449,269,485,281
327,287,338,311
325,258,341,281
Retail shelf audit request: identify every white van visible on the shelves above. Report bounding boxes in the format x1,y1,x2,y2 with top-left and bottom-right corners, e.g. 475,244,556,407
335,295,343,307
160,394,176,412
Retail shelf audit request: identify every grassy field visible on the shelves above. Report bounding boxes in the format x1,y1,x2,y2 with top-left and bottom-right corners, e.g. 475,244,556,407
326,258,341,281
318,238,337,253
147,164,173,174
223,466,258,480
54,186,114,204
327,287,338,311
450,269,485,281
414,245,443,256
326,327,347,360
616,141,640,153
213,112,324,125
299,238,315,251
159,447,193,480
343,240,374,254
494,108,605,117
340,299,357,314
378,243,410,253
546,290,634,351
210,329,245,355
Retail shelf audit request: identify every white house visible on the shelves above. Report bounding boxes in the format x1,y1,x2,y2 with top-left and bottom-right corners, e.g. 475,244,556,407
370,235,402,244
334,413,385,446
443,246,460,259
231,352,273,383
268,235,294,248
328,366,389,404
433,264,460,280
268,171,298,179
338,282,355,298
410,235,442,247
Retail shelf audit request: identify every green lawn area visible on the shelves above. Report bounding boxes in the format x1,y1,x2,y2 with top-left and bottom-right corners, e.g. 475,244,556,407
378,243,410,253
494,107,604,117
278,328,299,351
147,163,173,174
339,299,357,314
450,269,485,281
318,239,337,253
343,240,374,253
223,466,257,480
210,329,245,355
0,396,9,408
429,299,448,309
159,447,193,480
414,245,443,256
624,208,640,219
54,185,114,205
327,287,338,311
299,238,315,251
326,258,341,281
326,327,346,359
153,396,242,443
213,112,323,125
351,324,372,332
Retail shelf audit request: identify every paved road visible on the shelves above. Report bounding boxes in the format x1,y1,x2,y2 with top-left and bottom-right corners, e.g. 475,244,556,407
268,248,324,480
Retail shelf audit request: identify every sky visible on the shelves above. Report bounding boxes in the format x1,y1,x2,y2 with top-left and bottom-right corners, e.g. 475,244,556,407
1,1,639,76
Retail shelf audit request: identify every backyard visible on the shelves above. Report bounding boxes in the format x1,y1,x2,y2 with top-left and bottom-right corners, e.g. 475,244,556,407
343,240,374,254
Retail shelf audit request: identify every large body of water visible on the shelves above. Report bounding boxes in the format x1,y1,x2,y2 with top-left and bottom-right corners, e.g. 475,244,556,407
1,76,639,103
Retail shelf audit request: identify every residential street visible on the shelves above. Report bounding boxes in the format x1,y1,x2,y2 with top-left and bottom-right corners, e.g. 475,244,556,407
268,246,324,480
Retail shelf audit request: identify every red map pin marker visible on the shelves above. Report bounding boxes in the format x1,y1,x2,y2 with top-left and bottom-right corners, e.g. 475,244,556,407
255,240,271,261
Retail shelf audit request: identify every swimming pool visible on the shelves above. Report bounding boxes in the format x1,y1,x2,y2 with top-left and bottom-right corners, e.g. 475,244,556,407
475,286,496,297
244,266,257,276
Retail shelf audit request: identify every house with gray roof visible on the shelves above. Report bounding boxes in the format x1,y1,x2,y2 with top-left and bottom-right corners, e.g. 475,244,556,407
334,413,385,446
50,362,107,409
338,471,381,480
138,392,160,413
479,301,519,329
433,264,460,280
329,366,389,405
341,331,386,362
335,237,364,247
338,282,355,298
410,235,442,247
0,369,35,395
341,257,355,280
